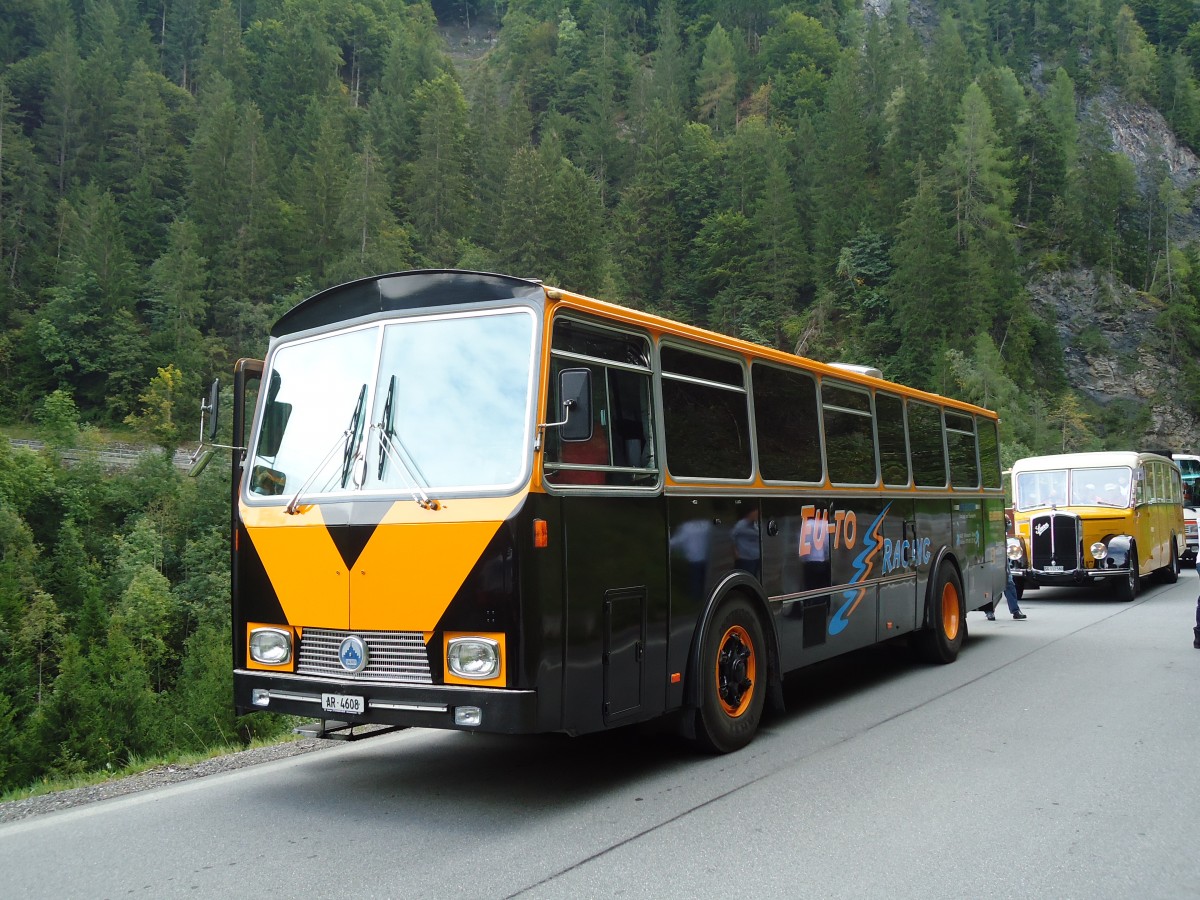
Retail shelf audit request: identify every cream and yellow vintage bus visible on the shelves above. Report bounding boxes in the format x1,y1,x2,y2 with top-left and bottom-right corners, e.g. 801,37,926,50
1008,451,1185,601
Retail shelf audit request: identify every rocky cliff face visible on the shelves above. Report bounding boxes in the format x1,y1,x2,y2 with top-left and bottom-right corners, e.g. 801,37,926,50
1092,88,1200,242
1027,268,1198,451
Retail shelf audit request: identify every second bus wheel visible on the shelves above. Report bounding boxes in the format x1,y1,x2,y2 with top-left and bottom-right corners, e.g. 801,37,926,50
1115,547,1139,601
695,596,766,754
914,564,965,665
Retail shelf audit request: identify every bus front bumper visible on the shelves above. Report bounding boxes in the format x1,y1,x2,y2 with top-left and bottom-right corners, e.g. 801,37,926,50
235,670,540,735
1016,566,1129,588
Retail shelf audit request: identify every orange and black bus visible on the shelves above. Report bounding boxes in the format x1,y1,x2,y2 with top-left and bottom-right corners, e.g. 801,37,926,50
222,269,1006,752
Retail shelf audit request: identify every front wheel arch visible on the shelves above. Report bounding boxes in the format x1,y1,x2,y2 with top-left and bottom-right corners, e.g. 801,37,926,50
691,593,770,753
683,575,779,711
1115,544,1139,601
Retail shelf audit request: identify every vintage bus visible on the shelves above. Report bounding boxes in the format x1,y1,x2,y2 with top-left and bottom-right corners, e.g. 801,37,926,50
216,269,1006,753
1007,451,1185,601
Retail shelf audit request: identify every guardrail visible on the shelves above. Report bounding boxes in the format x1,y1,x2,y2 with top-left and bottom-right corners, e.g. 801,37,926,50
8,439,196,471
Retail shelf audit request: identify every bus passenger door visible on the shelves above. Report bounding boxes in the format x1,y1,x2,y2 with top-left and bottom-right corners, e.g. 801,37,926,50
559,496,666,730
543,319,666,732
952,498,987,608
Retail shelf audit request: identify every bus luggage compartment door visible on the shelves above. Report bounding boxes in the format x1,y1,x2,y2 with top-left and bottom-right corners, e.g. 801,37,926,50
603,588,646,721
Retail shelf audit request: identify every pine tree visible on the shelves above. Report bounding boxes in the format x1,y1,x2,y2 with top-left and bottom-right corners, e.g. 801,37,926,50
0,77,49,303
610,101,685,309
749,150,807,348
888,163,960,387
649,0,689,118
408,73,472,261
331,134,413,282
942,82,1015,244
812,53,872,277
111,60,194,268
1113,4,1158,102
695,23,737,135
290,94,352,280
197,0,252,95
758,10,840,124
38,26,84,195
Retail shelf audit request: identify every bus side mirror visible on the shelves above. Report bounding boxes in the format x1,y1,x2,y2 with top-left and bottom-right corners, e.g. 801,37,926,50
559,369,592,442
204,379,221,441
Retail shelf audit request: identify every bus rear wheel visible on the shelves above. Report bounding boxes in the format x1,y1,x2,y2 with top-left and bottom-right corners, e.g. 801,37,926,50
1157,541,1180,584
695,596,766,754
915,564,965,665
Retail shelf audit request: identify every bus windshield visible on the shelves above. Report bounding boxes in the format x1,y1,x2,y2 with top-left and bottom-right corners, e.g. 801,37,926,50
1015,466,1132,511
1068,467,1133,508
246,309,537,501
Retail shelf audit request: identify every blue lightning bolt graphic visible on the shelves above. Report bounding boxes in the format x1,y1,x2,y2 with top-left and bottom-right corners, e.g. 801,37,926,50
829,503,891,636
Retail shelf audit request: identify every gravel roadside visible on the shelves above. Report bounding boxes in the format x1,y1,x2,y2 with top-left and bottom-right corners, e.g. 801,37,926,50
0,737,339,824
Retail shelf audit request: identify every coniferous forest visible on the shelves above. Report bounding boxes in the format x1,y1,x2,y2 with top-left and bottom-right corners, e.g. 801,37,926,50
1,0,1200,791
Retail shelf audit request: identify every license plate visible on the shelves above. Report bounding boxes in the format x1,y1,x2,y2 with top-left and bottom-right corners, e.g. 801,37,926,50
322,693,365,716
1044,565,1064,574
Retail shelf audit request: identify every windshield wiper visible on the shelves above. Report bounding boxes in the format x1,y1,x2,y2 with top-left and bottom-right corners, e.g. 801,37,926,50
341,384,368,489
285,385,367,515
373,375,441,511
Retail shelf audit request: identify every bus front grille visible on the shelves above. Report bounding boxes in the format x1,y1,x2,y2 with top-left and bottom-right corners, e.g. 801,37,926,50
1029,513,1082,570
297,629,432,683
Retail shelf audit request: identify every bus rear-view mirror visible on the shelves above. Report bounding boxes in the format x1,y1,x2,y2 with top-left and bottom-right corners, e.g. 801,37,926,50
559,369,592,442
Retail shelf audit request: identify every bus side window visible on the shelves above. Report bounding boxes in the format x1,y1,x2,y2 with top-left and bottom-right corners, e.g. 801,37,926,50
545,320,657,489
908,400,947,488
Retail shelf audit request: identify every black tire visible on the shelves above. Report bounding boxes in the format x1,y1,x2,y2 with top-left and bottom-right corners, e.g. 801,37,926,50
1115,547,1139,601
915,564,966,665
1158,540,1180,584
694,596,766,754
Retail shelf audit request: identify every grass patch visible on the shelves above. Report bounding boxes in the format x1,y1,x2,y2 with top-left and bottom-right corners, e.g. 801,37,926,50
0,730,311,804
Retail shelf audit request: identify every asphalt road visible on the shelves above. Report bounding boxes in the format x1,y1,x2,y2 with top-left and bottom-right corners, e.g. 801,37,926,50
3,573,1198,899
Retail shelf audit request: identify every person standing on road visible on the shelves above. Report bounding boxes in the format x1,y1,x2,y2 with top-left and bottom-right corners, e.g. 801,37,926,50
985,558,1027,620
1194,594,1200,649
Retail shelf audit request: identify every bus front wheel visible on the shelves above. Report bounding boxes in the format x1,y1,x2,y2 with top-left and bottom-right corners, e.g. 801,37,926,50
695,596,766,754
915,564,965,665
1115,548,1139,601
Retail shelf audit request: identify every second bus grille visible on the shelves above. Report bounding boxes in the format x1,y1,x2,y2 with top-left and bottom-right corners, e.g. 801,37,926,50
297,629,432,683
1030,513,1082,570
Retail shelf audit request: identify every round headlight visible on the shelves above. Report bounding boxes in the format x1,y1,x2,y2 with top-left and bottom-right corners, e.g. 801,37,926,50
447,637,500,679
1090,541,1108,561
1006,537,1023,561
249,627,292,665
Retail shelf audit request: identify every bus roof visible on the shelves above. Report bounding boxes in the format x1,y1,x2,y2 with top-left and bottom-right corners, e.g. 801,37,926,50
545,283,997,418
271,269,998,419
1011,451,1180,473
271,270,545,338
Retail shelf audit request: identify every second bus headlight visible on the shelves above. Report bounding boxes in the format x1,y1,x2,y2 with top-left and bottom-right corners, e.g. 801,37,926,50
447,637,500,679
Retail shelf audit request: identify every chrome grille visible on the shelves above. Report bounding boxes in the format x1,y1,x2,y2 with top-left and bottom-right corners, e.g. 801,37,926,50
297,629,432,683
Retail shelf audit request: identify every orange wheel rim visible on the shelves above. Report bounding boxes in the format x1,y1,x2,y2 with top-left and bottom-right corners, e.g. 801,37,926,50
940,582,960,641
715,624,756,718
